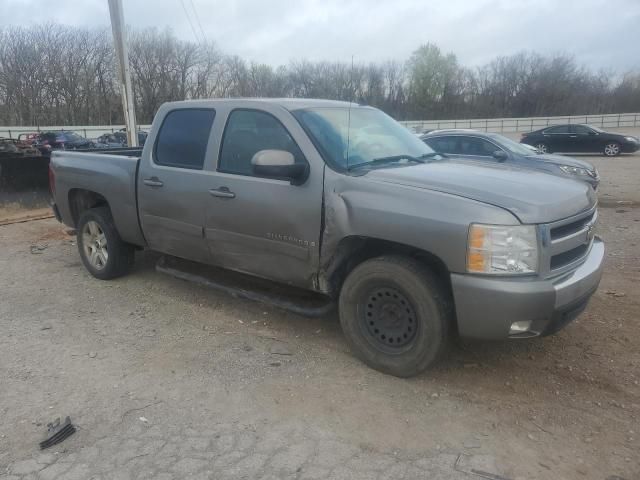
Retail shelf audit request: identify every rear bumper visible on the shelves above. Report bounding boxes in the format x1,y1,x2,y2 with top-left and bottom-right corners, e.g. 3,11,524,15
451,238,604,340
51,203,62,223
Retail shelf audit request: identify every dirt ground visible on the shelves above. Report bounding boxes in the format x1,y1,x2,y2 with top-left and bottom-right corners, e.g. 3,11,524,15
0,152,639,480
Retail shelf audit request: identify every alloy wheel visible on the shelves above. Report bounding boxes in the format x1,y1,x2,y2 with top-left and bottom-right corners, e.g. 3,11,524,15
82,220,109,270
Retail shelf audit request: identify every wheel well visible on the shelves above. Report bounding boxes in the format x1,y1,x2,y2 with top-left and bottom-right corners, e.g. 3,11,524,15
68,189,109,227
321,236,451,298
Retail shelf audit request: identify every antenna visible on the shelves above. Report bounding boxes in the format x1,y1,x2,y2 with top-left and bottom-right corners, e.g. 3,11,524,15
346,55,354,170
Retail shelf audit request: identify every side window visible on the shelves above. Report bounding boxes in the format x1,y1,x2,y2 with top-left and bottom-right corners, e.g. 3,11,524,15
572,125,592,135
218,109,305,176
545,125,570,134
428,137,457,154
459,137,498,156
154,109,216,169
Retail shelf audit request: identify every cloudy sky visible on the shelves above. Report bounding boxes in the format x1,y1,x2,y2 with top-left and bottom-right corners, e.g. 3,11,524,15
2,0,639,71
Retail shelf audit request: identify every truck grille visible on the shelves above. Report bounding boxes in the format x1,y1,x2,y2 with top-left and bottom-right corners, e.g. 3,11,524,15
542,207,597,276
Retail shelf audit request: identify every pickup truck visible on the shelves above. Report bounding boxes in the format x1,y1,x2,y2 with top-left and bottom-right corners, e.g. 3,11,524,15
50,99,605,377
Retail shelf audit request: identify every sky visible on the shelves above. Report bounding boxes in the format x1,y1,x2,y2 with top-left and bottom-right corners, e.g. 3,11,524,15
1,0,639,72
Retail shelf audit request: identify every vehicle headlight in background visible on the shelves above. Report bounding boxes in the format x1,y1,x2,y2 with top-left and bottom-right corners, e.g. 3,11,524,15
467,224,538,274
558,165,590,177
624,136,638,142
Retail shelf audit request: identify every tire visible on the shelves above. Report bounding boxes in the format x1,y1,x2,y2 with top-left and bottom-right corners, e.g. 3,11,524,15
338,255,452,377
534,142,550,154
77,206,134,280
603,142,621,157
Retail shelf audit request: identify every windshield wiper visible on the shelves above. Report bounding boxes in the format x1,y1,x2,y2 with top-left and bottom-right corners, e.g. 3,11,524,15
416,152,447,160
348,154,426,171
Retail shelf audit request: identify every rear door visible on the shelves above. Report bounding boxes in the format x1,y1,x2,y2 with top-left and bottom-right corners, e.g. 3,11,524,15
542,125,572,152
137,108,216,264
203,105,324,289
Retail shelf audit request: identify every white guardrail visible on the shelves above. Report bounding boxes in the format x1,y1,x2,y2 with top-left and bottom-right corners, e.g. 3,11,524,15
0,112,639,138
401,112,640,133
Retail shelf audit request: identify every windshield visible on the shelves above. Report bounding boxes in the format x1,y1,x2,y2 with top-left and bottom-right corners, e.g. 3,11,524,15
489,133,540,155
59,132,84,142
293,107,434,170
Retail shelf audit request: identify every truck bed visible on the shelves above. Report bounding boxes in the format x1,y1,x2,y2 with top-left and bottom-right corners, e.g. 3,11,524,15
50,149,146,246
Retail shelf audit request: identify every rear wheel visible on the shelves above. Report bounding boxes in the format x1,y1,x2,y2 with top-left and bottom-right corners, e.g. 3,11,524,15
534,142,550,154
338,256,451,377
603,142,621,157
77,207,134,280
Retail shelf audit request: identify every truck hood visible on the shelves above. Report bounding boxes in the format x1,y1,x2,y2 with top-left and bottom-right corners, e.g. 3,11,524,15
364,159,596,224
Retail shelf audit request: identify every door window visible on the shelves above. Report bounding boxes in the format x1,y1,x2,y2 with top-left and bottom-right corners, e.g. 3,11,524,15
427,137,458,154
218,109,306,176
571,125,593,135
154,109,216,169
458,137,500,156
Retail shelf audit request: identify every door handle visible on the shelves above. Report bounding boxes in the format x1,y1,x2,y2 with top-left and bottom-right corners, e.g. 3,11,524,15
209,187,235,199
569,135,577,138
143,177,164,187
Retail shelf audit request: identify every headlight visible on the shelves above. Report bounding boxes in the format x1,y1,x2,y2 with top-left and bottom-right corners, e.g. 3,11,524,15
558,165,590,176
467,224,538,275
624,136,637,142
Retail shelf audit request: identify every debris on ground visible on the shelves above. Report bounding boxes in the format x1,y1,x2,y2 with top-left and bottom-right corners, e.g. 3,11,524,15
29,244,48,254
605,290,626,297
39,416,76,449
269,342,292,356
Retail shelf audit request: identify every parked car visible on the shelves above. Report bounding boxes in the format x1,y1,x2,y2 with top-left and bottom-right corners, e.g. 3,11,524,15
37,131,95,150
96,130,148,148
0,137,42,157
421,129,599,189
49,99,604,377
520,124,640,156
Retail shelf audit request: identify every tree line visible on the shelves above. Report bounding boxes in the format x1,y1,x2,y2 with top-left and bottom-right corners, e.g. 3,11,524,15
1,24,639,126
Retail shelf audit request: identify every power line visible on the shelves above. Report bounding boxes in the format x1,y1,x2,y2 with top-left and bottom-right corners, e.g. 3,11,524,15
179,0,203,45
188,0,207,44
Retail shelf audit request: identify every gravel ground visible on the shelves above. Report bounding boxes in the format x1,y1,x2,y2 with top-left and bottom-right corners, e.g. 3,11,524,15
0,152,639,480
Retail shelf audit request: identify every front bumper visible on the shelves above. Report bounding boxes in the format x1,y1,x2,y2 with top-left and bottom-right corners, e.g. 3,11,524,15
621,142,640,153
451,238,604,340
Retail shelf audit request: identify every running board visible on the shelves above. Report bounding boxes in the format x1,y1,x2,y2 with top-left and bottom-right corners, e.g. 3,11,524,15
156,256,335,318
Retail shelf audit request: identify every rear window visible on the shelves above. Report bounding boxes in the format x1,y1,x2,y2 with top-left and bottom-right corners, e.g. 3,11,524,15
154,109,216,169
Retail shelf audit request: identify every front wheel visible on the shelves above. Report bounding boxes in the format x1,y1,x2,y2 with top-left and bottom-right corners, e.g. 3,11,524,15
338,256,451,377
534,142,550,154
77,206,135,280
603,142,621,157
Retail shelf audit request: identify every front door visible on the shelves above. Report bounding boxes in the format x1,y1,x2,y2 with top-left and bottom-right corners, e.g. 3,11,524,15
204,107,323,289
137,108,216,264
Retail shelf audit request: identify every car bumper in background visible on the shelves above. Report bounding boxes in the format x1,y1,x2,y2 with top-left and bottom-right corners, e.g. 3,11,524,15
451,238,605,340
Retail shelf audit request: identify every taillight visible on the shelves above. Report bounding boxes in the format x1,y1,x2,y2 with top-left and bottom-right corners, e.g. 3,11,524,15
48,164,55,196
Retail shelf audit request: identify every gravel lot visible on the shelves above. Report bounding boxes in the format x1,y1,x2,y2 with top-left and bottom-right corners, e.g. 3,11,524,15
1,152,639,480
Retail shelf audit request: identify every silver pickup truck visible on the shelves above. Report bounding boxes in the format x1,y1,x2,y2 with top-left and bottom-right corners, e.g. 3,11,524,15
50,99,604,377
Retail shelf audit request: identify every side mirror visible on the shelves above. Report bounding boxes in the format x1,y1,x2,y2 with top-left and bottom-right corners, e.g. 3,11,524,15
588,131,598,136
492,150,508,161
251,149,308,185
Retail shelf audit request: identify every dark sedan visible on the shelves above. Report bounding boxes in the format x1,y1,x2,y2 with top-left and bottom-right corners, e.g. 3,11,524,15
520,124,640,157
421,129,599,189
36,131,96,150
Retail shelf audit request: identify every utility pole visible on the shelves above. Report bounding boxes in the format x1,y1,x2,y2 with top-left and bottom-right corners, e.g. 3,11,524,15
108,0,138,147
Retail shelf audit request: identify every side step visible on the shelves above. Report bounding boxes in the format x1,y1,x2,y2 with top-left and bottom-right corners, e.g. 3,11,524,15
156,256,335,318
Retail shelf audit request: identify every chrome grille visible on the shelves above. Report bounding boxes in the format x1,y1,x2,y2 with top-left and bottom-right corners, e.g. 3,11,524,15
540,206,597,277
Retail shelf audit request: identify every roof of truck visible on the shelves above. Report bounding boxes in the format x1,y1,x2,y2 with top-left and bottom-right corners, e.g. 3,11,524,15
162,98,359,111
